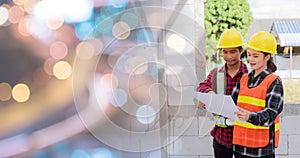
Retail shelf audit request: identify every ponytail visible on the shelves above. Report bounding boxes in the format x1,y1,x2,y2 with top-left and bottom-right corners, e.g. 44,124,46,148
263,52,277,72
267,59,277,73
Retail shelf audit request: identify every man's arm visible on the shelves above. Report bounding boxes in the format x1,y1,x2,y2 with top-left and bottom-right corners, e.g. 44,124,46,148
197,68,216,93
197,68,217,108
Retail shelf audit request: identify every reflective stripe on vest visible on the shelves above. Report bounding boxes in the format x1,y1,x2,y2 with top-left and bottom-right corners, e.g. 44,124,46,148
215,115,234,127
215,115,227,128
216,68,225,95
237,96,265,108
233,74,280,148
214,68,232,127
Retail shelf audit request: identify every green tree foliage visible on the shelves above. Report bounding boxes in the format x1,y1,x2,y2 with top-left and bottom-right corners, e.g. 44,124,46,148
204,0,253,62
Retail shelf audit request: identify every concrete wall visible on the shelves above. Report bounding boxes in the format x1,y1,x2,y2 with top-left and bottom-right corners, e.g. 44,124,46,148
163,0,207,157
167,103,300,158
162,1,300,157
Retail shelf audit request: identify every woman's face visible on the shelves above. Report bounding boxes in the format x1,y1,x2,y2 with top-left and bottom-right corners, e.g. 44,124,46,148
247,48,270,74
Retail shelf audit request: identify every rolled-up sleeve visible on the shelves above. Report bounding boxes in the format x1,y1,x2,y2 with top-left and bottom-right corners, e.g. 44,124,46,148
197,68,216,93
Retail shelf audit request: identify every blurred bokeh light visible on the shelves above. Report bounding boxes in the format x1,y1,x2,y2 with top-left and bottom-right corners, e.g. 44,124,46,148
12,83,30,102
0,82,12,101
53,61,72,80
0,0,189,157
0,6,9,25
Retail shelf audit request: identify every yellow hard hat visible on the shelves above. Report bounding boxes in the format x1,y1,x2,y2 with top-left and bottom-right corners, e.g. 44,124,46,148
218,28,243,48
247,31,277,54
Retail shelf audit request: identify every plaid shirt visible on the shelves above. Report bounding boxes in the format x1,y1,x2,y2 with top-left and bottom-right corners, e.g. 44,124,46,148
231,69,284,157
197,61,248,148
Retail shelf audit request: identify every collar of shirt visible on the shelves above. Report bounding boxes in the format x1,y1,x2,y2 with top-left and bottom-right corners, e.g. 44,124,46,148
249,68,272,79
248,69,272,87
218,61,248,76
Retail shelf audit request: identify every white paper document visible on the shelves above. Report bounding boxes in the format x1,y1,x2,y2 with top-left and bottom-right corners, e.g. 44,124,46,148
194,92,239,120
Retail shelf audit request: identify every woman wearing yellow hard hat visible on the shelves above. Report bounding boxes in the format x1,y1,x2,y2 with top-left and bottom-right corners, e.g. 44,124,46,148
198,28,248,158
232,31,284,158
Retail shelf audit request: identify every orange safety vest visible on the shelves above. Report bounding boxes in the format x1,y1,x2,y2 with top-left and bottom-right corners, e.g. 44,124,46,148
233,74,280,148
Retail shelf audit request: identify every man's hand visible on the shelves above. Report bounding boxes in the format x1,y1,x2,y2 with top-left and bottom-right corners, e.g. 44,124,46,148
198,91,215,108
198,101,205,108
208,91,215,94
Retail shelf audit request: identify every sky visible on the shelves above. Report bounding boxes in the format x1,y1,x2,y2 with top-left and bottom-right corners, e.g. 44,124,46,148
247,0,300,19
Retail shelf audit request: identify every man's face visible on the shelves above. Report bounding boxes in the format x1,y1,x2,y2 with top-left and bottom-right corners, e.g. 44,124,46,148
221,47,242,67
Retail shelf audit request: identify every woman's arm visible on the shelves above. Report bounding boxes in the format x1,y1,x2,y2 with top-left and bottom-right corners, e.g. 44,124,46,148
248,79,284,126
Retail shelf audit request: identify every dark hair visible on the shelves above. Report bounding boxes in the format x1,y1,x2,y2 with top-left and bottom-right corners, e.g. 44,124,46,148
263,52,277,72
237,46,243,51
